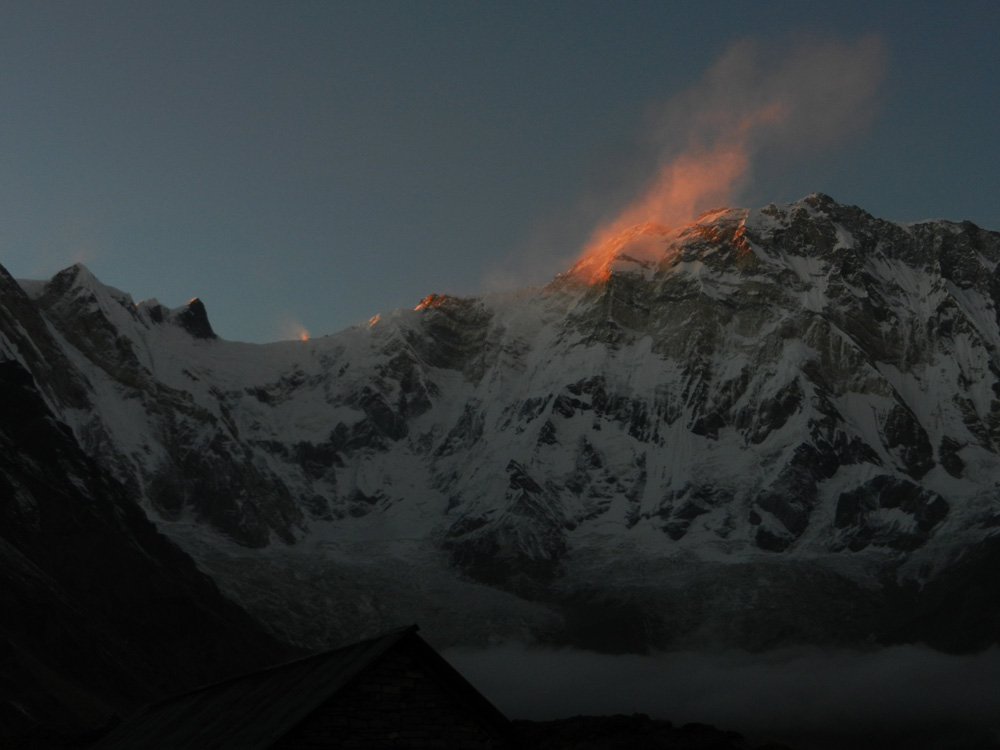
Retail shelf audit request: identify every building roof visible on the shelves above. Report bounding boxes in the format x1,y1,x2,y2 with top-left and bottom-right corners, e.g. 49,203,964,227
90,624,510,749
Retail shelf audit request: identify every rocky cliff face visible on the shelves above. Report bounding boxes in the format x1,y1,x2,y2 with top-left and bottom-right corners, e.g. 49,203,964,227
0,375,291,746
4,194,1000,656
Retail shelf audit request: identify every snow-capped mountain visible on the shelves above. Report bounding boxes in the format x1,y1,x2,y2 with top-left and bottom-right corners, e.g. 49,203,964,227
0,266,292,744
3,194,1000,655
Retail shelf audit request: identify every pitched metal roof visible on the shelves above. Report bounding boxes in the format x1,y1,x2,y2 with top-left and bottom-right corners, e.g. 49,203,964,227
90,625,437,749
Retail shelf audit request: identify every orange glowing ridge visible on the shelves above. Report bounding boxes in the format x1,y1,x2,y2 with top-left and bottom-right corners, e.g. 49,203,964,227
299,329,309,341
414,293,475,311
568,222,673,283
415,293,448,310
569,100,785,284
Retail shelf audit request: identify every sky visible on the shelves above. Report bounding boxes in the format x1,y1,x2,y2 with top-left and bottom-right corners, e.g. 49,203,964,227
1,1,998,343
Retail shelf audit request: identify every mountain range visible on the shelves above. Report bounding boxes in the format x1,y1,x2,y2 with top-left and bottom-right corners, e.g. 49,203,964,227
3,193,1000,740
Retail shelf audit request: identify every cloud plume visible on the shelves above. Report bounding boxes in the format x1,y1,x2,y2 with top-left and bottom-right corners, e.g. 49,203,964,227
572,34,885,279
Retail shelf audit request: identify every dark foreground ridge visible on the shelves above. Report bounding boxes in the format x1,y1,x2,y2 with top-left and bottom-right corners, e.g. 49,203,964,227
514,714,767,749
514,714,1000,750
0,355,293,748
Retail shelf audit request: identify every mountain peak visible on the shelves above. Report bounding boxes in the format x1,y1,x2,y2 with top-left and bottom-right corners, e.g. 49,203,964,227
696,206,745,223
173,297,216,339
801,191,839,209
58,262,102,288
50,262,132,304
564,222,675,283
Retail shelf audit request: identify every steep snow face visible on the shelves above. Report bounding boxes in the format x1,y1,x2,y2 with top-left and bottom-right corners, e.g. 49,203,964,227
6,194,1000,652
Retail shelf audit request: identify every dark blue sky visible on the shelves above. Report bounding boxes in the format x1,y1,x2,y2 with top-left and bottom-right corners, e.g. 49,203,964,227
2,1,998,342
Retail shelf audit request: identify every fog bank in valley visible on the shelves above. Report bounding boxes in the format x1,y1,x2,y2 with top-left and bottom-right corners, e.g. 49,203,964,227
444,644,1000,749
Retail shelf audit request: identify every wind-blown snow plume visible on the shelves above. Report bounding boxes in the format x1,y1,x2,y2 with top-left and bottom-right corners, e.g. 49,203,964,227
273,312,311,343
572,35,885,280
